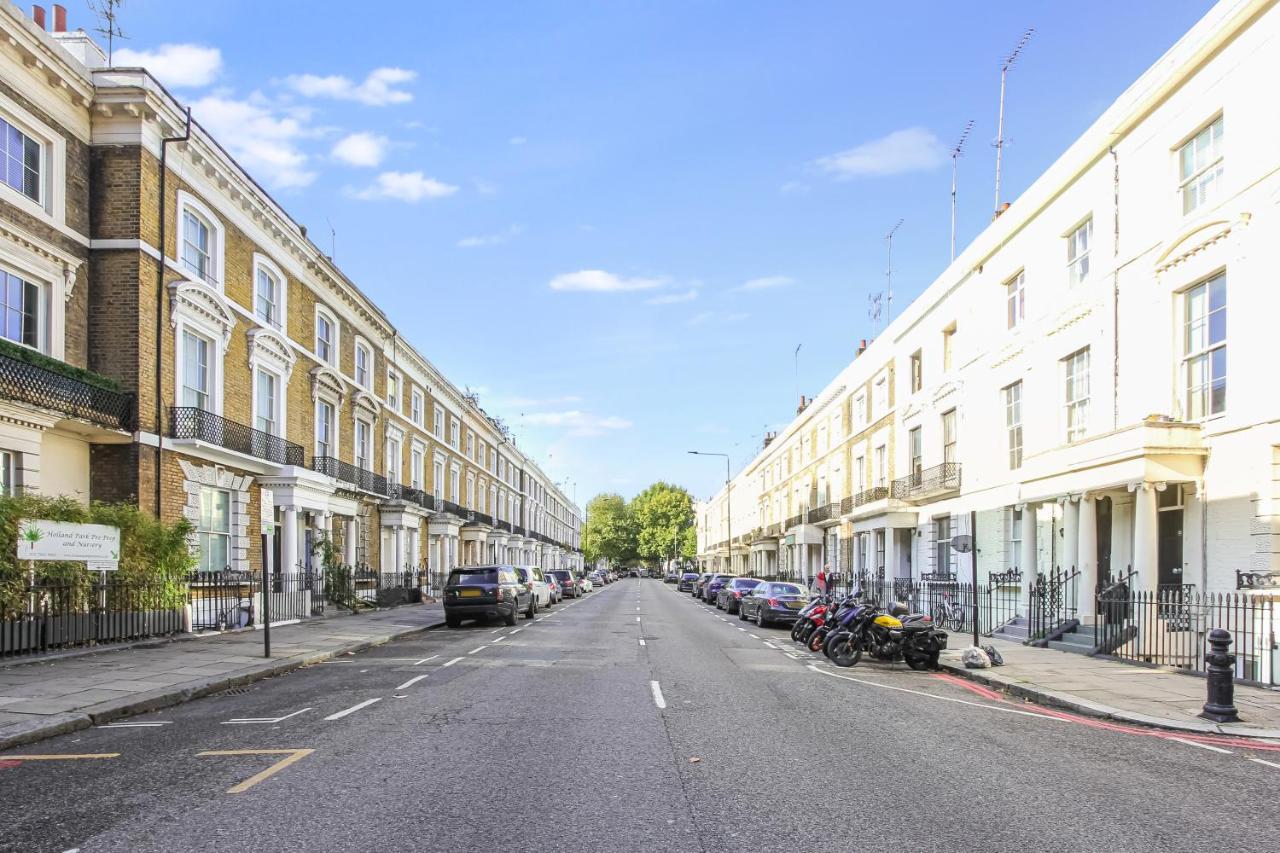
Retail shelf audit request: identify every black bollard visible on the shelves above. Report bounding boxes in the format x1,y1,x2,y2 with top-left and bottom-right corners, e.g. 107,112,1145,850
1200,628,1241,723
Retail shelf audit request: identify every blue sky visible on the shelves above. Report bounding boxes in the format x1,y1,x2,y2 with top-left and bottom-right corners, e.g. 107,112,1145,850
105,0,1213,507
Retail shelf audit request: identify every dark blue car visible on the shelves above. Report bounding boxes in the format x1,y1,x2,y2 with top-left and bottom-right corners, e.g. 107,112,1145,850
704,574,737,607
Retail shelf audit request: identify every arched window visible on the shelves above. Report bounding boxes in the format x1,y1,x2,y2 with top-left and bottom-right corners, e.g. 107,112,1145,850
177,193,223,287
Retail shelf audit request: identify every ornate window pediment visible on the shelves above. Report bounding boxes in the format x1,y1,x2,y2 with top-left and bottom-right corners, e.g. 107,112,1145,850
169,279,236,345
247,326,296,378
352,388,381,419
1154,218,1237,273
310,364,346,404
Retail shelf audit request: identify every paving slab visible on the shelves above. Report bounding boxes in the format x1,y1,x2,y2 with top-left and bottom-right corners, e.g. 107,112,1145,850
0,602,444,750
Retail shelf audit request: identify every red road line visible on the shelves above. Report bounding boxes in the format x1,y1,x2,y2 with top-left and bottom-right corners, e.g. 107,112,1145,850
930,672,1280,752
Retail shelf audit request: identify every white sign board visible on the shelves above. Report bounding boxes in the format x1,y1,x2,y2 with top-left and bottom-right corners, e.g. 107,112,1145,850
17,520,121,564
260,489,274,536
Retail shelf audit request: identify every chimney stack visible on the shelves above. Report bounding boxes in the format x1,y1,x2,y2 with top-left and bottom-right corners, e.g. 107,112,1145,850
856,339,868,357
31,5,46,29
51,3,66,31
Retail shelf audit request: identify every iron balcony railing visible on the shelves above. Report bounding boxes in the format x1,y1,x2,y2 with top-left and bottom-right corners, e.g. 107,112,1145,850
169,407,304,466
839,496,854,516
440,499,465,517
891,462,961,502
312,455,389,496
764,522,782,537
786,514,804,530
396,486,437,513
1,349,134,431
855,485,890,506
512,524,526,537
807,503,840,524
465,510,494,528
495,519,512,533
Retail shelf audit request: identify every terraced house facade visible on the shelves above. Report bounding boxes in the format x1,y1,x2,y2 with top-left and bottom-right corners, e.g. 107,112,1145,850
699,0,1280,609
0,2,581,580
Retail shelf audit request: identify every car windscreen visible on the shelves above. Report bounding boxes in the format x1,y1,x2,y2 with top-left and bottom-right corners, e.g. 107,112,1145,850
449,568,497,585
730,579,761,589
682,573,699,579
550,571,572,581
769,584,805,596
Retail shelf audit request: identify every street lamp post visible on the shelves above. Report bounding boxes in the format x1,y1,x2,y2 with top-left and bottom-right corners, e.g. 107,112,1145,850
689,451,731,574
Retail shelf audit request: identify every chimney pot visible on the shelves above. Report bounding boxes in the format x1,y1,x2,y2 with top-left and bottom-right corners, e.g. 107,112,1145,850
51,3,65,31
31,5,46,29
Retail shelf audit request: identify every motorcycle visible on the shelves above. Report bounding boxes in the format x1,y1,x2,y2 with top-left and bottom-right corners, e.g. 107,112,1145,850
824,600,948,669
805,592,862,653
791,595,831,646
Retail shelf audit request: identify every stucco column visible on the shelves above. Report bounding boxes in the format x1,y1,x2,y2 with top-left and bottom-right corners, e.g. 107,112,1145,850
394,525,405,571
1133,484,1159,591
281,507,298,574
343,517,357,566
1061,498,1079,574
1019,503,1038,578
1077,496,1098,621
885,527,899,580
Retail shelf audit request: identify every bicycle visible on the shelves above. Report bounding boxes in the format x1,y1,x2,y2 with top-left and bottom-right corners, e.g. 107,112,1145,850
931,590,967,632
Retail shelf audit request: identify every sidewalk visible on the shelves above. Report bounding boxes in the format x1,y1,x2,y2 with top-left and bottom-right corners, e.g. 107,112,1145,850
939,637,1280,739
0,603,445,750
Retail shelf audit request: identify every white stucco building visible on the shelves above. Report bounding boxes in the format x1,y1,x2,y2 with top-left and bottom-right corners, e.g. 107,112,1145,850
697,0,1280,607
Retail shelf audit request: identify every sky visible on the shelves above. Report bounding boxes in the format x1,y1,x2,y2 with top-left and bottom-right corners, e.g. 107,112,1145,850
97,0,1215,508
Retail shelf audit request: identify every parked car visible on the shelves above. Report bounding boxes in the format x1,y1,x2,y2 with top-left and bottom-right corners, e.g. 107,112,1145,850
581,576,594,593
548,569,579,598
677,572,699,592
664,570,679,583
693,573,715,599
704,574,736,606
716,577,763,613
545,575,562,604
514,566,551,615
739,581,808,627
589,570,606,587
443,565,529,627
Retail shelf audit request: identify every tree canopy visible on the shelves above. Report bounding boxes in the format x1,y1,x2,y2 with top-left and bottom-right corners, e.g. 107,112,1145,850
582,482,696,567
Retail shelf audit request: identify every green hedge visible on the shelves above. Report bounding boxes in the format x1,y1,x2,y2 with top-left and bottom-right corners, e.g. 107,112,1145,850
0,337,123,392
0,494,196,615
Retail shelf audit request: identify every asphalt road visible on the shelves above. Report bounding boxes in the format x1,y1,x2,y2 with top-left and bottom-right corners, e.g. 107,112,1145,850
2,578,1277,852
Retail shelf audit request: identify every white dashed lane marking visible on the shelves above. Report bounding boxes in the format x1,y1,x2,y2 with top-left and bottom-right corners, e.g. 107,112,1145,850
395,674,429,690
324,698,382,721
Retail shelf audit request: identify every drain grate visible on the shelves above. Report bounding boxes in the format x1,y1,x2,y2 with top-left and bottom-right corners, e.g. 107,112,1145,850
216,688,251,697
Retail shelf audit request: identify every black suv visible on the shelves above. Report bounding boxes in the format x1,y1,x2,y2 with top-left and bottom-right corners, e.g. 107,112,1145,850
444,565,530,627
547,569,579,598
677,572,699,592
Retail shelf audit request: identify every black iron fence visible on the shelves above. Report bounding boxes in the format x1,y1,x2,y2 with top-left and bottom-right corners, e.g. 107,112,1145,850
312,456,390,496
0,347,135,431
169,407,304,466
891,462,961,502
2,575,185,657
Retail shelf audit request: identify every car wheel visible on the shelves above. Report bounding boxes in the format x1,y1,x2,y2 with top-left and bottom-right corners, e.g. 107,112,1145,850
446,616,461,629
503,607,517,627
526,597,537,619
756,608,768,628
738,607,747,621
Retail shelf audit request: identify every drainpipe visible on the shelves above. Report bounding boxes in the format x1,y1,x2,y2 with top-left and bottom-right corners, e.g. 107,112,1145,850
154,107,193,517
1110,146,1120,431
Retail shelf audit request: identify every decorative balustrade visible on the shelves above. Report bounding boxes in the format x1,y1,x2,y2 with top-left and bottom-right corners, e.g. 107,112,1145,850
2,349,134,431
169,407,304,466
312,455,389,496
891,463,961,502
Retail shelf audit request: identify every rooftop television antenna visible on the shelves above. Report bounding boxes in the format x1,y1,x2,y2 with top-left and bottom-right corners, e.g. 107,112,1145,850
993,27,1034,218
88,0,128,65
884,219,903,324
950,120,974,261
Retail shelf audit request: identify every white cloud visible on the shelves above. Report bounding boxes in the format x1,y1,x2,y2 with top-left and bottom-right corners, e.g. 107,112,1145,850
114,43,223,88
285,67,416,106
739,275,795,291
189,91,316,188
457,224,526,249
521,410,633,438
549,270,663,293
499,394,583,408
815,127,946,178
331,132,389,167
351,171,458,202
645,288,698,305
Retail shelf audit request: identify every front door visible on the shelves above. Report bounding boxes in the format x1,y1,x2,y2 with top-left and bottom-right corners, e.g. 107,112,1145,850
1158,509,1184,589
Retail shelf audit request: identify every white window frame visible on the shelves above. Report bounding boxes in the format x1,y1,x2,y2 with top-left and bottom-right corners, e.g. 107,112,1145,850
386,433,402,486
0,96,65,221
410,387,425,427
315,306,339,367
0,263,47,353
176,324,220,414
353,336,372,389
433,454,446,501
1007,507,1023,569
0,449,15,496
449,417,460,449
1181,272,1227,421
1063,347,1091,443
196,486,232,572
1006,270,1026,329
252,366,282,437
874,445,886,487
176,192,224,289
315,397,338,458
941,409,957,465
410,444,424,490
1066,218,1092,287
386,368,400,412
433,405,444,438
354,418,373,472
1178,115,1223,216
1004,381,1023,470
252,254,286,329
450,463,461,503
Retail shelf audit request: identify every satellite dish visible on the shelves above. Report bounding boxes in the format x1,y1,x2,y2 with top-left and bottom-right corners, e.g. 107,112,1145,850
950,534,973,554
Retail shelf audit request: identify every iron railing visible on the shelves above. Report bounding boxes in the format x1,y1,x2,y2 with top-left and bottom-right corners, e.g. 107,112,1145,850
169,407,304,466
1027,566,1081,644
0,348,134,431
395,486,437,513
786,514,804,530
808,504,839,524
495,519,512,533
855,486,890,506
465,511,494,528
312,455,389,496
440,499,465,517
765,522,782,537
512,524,526,537
891,462,961,502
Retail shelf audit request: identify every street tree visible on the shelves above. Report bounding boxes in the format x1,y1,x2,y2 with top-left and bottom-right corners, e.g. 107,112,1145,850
631,481,695,567
582,493,636,565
